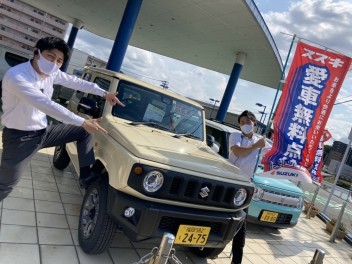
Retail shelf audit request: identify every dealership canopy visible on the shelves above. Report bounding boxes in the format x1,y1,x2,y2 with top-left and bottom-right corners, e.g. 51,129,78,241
21,0,283,88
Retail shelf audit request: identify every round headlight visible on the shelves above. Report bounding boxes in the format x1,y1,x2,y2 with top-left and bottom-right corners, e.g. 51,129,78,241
297,196,304,209
233,188,247,206
252,187,264,201
143,171,164,193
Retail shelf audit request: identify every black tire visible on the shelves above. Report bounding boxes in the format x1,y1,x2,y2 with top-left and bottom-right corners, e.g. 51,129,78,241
53,144,70,170
189,246,226,259
78,176,117,254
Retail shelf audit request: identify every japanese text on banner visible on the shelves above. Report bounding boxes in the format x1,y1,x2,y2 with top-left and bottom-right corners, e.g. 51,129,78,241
262,42,352,174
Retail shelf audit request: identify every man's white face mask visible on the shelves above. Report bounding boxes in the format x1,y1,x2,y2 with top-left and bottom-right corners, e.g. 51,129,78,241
240,123,254,134
37,50,60,75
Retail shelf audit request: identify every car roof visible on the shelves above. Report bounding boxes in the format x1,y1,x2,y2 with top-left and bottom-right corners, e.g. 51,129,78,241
205,119,240,133
205,119,273,144
84,66,204,109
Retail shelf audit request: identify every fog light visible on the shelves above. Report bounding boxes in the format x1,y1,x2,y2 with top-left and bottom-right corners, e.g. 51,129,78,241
124,207,135,218
233,188,247,206
143,171,164,192
252,187,264,201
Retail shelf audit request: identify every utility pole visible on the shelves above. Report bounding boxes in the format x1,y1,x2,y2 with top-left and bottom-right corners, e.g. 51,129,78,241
209,98,220,119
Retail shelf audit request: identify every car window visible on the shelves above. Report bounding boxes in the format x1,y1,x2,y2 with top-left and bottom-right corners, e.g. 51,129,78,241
85,77,111,117
5,52,29,67
205,125,229,158
112,81,204,141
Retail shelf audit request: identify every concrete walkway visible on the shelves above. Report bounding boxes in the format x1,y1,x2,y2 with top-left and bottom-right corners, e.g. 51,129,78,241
0,130,351,264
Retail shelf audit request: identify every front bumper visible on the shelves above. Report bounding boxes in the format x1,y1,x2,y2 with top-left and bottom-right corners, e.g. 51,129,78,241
247,201,302,228
107,187,246,247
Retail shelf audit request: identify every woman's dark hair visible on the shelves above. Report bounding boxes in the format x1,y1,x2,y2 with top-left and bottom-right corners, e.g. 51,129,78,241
34,37,70,63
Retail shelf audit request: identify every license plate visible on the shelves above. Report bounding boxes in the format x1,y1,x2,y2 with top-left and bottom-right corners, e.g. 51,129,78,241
260,211,278,223
174,225,211,246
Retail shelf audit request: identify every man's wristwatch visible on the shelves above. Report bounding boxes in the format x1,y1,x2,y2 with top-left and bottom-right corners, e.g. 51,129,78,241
103,91,108,99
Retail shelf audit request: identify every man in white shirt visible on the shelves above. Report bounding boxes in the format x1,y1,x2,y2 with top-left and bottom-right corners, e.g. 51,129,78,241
229,110,271,264
0,37,124,201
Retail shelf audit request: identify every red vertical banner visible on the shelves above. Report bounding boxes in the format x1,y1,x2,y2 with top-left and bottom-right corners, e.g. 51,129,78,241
262,42,351,175
309,129,332,183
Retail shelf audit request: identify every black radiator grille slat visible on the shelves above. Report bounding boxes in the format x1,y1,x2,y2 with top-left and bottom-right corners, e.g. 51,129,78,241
169,177,182,195
223,188,235,203
184,180,197,197
211,185,224,202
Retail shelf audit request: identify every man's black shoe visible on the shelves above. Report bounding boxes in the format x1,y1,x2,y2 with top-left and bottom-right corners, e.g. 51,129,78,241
79,172,99,189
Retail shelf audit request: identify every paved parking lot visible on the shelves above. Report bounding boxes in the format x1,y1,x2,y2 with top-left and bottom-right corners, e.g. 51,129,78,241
0,129,351,263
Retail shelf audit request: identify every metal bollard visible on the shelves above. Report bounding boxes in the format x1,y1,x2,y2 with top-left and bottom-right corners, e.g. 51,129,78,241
306,183,320,219
152,233,175,264
310,249,325,264
329,198,348,242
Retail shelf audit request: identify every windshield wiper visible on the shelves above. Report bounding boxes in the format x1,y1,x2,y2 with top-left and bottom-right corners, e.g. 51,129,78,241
173,133,200,139
129,121,170,131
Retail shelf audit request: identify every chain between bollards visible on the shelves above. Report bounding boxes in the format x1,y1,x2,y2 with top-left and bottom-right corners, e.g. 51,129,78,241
133,233,182,264
153,233,175,264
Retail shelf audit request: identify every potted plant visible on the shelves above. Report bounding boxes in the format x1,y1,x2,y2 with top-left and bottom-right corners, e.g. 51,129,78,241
303,201,319,218
326,218,347,239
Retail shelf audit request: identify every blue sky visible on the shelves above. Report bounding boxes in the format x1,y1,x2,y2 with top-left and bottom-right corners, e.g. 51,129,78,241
66,0,352,144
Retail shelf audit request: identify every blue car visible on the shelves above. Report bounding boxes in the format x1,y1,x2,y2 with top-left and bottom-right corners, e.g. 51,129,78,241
206,120,304,228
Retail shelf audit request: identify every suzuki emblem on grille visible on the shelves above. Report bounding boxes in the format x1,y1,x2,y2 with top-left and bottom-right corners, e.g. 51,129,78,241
199,186,210,198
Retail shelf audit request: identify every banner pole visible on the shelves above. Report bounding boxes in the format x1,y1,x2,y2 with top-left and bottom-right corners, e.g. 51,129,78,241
252,34,297,177
264,34,297,137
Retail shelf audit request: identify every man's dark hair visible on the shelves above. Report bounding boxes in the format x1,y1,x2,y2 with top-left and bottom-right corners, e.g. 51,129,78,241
34,37,70,63
238,110,257,124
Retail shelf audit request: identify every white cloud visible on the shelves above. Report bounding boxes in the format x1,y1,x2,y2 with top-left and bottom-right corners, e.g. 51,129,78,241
325,117,350,144
263,0,352,58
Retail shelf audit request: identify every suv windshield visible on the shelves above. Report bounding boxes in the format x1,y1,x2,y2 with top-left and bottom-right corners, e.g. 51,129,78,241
112,81,204,140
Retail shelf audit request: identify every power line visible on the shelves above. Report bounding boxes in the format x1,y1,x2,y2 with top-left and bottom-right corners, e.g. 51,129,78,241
121,68,163,82
335,94,352,103
120,68,170,89
334,99,352,105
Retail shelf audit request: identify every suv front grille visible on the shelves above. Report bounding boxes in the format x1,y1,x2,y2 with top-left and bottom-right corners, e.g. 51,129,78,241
128,164,253,209
261,189,301,208
165,176,241,208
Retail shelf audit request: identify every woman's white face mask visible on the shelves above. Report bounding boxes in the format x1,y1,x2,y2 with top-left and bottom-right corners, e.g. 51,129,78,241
37,50,60,75
240,123,254,134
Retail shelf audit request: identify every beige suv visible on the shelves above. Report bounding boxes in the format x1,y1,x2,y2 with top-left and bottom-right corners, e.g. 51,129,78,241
52,67,254,258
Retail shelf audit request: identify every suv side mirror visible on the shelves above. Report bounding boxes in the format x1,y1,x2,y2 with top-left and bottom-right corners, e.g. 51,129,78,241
206,135,220,153
77,97,100,118
206,135,215,147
